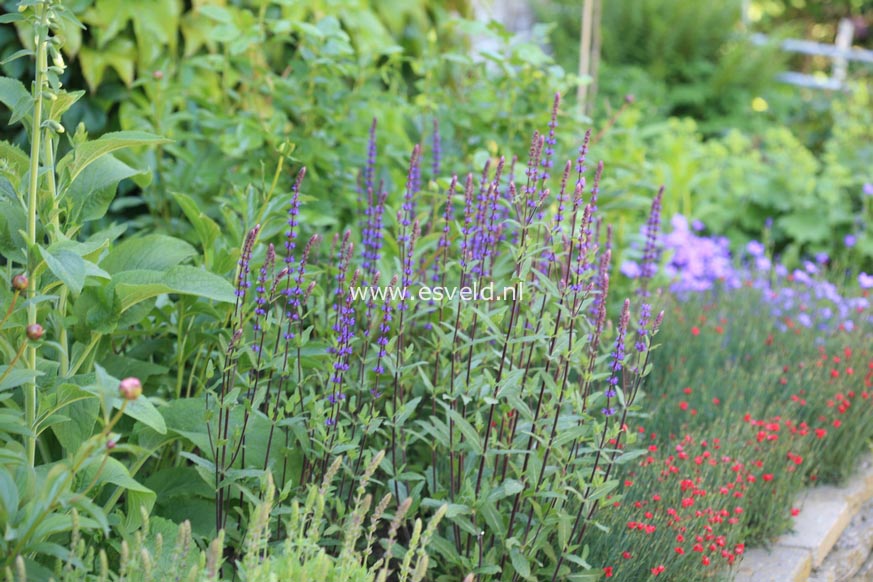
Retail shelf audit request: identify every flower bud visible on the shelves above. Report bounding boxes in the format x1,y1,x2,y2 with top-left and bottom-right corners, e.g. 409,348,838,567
12,273,28,292
26,324,44,341
152,70,164,80
654,310,665,331
118,377,142,400
107,440,117,450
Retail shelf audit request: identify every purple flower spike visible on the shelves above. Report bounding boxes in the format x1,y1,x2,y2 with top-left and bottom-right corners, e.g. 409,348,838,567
638,186,664,297
432,117,442,181
539,92,560,183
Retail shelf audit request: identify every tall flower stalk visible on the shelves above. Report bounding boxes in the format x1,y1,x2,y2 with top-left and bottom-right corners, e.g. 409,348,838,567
23,0,52,468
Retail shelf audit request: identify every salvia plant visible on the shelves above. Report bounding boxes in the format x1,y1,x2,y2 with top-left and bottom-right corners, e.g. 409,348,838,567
180,93,666,580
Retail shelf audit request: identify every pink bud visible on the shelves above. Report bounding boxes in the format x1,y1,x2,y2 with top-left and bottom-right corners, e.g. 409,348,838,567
118,377,142,400
12,273,28,292
26,324,44,341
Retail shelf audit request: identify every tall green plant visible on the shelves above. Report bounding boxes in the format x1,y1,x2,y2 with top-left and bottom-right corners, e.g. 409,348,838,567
0,1,237,576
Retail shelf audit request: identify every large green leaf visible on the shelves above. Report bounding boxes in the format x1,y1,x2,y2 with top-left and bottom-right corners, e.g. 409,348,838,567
64,154,145,223
113,266,235,310
83,456,155,529
58,130,170,188
39,245,86,295
101,234,196,274
46,384,99,452
0,367,42,392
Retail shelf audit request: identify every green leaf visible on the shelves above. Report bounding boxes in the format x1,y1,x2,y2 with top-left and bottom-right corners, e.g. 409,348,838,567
58,130,170,188
0,12,24,24
0,77,30,126
0,465,19,524
78,37,136,91
0,367,42,392
39,246,86,295
510,547,531,579
83,456,155,529
47,90,84,122
121,395,167,435
47,385,99,452
170,192,221,258
444,405,482,454
113,266,235,311
101,234,196,274
64,154,144,223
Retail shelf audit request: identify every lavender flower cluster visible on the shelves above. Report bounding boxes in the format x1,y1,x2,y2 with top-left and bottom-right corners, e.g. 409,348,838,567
621,213,873,334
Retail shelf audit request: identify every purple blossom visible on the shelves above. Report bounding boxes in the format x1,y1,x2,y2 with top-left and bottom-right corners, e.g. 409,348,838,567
620,260,641,279
746,240,765,258
863,183,873,196
638,186,664,297
845,234,857,248
432,117,441,180
860,272,873,289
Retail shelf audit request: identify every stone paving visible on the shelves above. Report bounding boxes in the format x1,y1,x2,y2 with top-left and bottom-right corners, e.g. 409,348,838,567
736,456,873,582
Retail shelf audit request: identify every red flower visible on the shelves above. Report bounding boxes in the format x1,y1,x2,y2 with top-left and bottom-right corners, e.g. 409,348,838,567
651,565,665,576
691,326,700,336
603,566,613,578
791,508,800,517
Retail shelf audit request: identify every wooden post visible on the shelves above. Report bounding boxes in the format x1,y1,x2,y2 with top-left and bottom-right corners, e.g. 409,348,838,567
578,0,594,114
588,0,602,116
832,18,855,88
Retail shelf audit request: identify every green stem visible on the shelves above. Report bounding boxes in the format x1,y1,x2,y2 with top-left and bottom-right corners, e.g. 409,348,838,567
24,1,51,468
68,334,101,377
57,289,69,375
0,341,28,387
